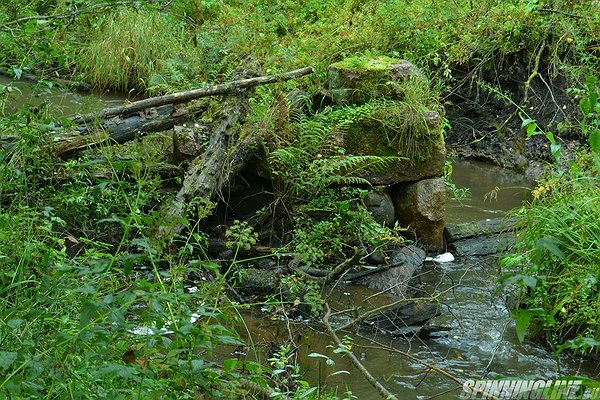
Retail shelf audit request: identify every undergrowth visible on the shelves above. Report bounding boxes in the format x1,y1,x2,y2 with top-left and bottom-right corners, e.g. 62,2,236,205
0,109,279,399
500,77,600,356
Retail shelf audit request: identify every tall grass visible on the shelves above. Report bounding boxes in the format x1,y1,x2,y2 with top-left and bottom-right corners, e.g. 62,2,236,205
81,10,190,92
502,153,600,353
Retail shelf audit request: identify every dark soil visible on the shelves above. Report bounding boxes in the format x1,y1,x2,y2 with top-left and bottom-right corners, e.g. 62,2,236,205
444,64,583,172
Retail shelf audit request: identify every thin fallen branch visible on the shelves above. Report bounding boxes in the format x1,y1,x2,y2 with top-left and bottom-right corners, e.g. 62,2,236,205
323,304,399,400
334,295,440,332
0,0,150,30
74,67,315,124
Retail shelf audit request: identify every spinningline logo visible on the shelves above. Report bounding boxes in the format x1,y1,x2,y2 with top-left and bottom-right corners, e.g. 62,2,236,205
461,379,600,399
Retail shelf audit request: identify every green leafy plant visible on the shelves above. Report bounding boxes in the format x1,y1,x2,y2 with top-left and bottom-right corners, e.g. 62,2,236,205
500,152,600,354
579,75,600,153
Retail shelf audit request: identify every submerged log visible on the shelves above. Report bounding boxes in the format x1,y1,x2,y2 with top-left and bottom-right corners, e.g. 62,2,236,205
0,68,92,92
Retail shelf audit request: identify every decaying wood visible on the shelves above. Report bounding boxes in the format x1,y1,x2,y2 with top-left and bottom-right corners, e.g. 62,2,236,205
156,88,257,240
323,304,399,400
73,67,315,124
289,250,364,283
52,66,313,156
54,103,207,156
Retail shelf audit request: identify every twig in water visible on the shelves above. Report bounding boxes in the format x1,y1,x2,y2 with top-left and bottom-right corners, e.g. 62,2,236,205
323,304,399,400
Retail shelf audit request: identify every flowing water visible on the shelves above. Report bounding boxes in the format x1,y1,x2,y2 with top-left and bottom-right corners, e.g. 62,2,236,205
4,79,598,398
239,162,598,399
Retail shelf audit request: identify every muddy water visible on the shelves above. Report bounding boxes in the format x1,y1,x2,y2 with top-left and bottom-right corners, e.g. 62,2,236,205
0,75,128,116
239,161,597,399
446,159,534,223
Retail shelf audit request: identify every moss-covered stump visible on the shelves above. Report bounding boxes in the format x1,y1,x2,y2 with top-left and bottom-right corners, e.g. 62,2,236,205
393,177,446,251
328,56,421,105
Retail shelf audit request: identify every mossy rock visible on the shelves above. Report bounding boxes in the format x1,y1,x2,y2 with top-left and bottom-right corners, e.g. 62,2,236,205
335,104,445,185
328,56,421,105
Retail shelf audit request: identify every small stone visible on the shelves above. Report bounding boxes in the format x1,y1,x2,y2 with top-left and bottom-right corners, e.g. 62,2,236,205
364,191,396,228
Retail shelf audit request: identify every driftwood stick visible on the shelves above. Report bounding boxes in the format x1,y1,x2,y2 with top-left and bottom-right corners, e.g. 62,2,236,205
324,249,363,284
323,304,399,400
74,67,315,124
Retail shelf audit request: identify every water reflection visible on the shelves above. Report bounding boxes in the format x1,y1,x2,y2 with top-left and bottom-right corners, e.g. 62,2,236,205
446,159,534,223
1,75,128,116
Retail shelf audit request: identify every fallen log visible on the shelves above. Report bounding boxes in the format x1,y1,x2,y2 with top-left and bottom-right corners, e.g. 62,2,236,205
155,65,262,240
73,67,315,124
52,66,314,155
55,102,207,155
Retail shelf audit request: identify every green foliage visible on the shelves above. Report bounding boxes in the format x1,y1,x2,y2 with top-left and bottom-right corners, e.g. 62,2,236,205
269,105,398,200
521,116,563,163
264,97,404,269
443,160,471,200
280,275,325,318
500,152,600,354
225,220,259,251
578,75,600,153
292,188,400,268
0,108,276,398
80,9,192,92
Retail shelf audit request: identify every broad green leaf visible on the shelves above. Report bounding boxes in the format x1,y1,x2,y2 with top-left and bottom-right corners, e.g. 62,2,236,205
7,319,23,330
550,143,562,161
514,310,534,343
223,358,239,372
589,129,600,153
521,118,535,128
0,351,18,370
536,236,565,260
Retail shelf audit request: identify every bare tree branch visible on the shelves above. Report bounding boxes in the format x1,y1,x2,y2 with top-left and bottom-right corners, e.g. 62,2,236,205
323,304,399,400
74,67,315,124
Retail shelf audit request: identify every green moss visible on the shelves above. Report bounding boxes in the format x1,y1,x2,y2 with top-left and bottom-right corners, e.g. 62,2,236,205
341,101,437,162
329,55,402,71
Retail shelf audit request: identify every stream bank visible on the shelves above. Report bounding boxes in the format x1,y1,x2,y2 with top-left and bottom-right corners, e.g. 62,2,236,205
232,160,597,399
3,75,598,400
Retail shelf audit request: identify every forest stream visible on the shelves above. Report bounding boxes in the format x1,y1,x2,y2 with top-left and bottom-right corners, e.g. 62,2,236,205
236,160,598,399
5,76,598,399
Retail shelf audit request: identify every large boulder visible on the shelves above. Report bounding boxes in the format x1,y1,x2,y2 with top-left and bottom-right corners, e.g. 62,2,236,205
327,56,446,185
328,56,421,105
341,110,446,184
393,177,446,251
445,217,518,256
